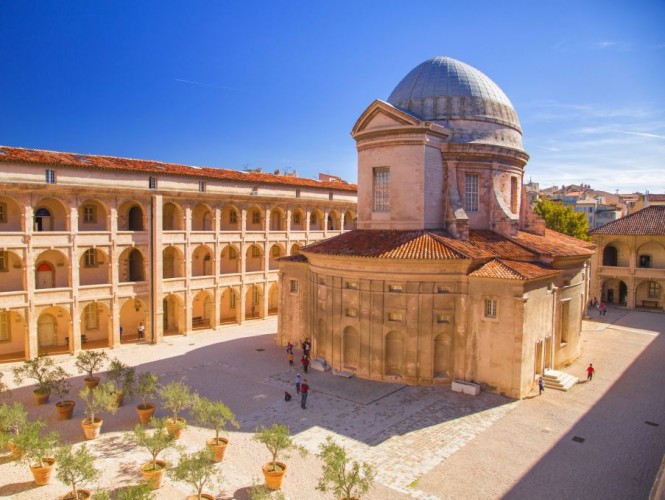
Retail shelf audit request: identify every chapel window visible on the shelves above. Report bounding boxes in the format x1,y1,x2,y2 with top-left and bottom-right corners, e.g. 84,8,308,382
373,167,390,212
510,177,518,213
290,280,299,293
465,174,479,212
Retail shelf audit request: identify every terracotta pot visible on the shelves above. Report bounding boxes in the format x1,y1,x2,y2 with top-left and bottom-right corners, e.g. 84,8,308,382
56,400,76,420
30,457,56,486
207,437,229,462
7,440,24,460
62,489,92,499
141,459,167,490
136,403,156,424
33,389,50,405
185,495,214,500
81,417,103,439
262,461,287,490
83,377,100,390
166,417,186,439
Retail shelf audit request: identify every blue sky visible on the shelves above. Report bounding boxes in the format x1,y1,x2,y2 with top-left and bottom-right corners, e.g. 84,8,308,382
1,1,663,193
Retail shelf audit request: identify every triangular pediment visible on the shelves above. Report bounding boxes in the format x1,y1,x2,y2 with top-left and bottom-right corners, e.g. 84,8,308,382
351,100,422,136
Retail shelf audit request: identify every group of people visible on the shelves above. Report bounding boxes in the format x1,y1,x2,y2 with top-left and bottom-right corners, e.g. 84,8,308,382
588,297,608,316
285,339,312,409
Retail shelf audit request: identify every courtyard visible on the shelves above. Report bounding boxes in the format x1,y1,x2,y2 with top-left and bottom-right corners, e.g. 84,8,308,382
0,308,663,499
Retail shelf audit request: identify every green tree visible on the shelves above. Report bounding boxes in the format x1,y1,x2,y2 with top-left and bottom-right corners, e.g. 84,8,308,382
316,436,375,500
55,443,100,499
129,417,177,471
167,448,222,499
253,423,307,472
533,198,590,241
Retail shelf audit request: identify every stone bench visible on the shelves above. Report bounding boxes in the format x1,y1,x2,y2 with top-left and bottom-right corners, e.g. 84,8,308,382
451,379,481,396
641,300,660,309
310,357,330,372
332,369,354,378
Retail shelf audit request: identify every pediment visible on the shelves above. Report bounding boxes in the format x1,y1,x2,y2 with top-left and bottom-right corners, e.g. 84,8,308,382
351,100,422,136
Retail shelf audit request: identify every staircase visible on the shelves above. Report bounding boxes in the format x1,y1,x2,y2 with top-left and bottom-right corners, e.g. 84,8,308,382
542,369,579,391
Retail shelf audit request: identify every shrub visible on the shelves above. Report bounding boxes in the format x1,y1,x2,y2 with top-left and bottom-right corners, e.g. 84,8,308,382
316,436,375,499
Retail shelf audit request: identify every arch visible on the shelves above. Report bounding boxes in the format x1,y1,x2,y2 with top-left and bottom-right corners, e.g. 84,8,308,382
192,290,214,329
163,246,185,279
220,204,241,231
119,248,145,282
0,310,26,360
192,245,214,277
635,280,663,308
433,333,451,378
268,282,279,315
290,243,301,256
118,202,145,231
601,278,628,306
34,249,70,289
220,287,239,324
162,294,184,335
343,210,356,230
268,243,284,270
327,210,341,231
0,196,24,231
269,208,286,231
636,241,665,269
78,199,109,231
80,302,111,347
192,203,213,231
602,245,618,266
0,250,25,292
245,284,263,319
120,297,148,341
309,209,324,231
162,202,184,231
220,244,241,274
343,326,359,369
385,331,403,376
246,206,264,231
37,306,71,354
601,240,629,267
245,244,264,273
290,208,306,231
33,197,68,231
79,248,111,286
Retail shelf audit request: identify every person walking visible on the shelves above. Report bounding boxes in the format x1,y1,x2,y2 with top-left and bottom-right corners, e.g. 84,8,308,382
586,363,595,381
300,379,309,409
288,350,294,367
538,377,544,395
119,325,123,340
295,373,301,395
600,302,607,316
137,322,145,340
301,355,309,373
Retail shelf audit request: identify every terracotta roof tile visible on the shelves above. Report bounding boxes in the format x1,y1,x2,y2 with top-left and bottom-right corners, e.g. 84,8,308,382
0,145,357,192
513,229,595,257
278,254,309,263
470,259,559,280
590,206,665,236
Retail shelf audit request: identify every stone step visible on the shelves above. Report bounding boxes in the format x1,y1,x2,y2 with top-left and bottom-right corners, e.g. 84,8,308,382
542,369,579,391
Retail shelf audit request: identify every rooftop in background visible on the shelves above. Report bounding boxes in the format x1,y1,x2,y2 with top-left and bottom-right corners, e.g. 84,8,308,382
590,206,665,236
0,145,357,192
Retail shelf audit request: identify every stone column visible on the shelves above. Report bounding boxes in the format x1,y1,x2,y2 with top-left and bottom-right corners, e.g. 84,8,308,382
152,194,163,343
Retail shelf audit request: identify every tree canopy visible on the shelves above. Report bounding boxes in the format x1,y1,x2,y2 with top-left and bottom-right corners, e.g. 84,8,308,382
533,198,590,241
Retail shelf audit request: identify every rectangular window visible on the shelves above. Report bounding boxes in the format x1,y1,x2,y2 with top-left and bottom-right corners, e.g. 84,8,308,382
437,286,449,294
293,213,301,224
345,281,358,290
84,249,97,268
199,181,206,193
0,251,8,272
45,169,56,184
346,307,357,318
388,312,403,322
389,284,402,293
85,306,99,330
290,280,298,293
251,186,258,196
252,211,260,224
252,246,261,258
82,205,96,224
229,211,237,224
149,176,157,189
295,188,301,198
436,314,450,324
373,167,390,212
229,248,237,259
329,192,334,201
0,311,9,342
649,282,660,298
510,177,518,213
0,202,6,223
640,255,651,268
484,298,497,318
465,174,479,212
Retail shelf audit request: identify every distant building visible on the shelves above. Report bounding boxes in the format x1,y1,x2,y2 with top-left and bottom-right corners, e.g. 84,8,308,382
629,193,665,214
589,205,665,310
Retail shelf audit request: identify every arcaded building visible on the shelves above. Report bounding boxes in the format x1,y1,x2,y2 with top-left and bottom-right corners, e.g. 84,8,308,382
278,57,594,398
0,147,356,361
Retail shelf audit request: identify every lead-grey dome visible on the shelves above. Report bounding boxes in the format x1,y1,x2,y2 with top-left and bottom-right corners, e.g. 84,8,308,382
387,56,524,150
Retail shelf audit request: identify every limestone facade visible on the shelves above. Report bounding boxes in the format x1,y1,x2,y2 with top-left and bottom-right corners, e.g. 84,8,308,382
0,147,356,360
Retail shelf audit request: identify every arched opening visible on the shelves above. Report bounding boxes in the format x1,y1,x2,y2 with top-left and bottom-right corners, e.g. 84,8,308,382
163,294,184,335
163,246,185,278
385,331,403,376
192,204,213,231
603,245,618,266
35,250,69,289
268,283,279,315
343,210,355,230
309,209,323,231
120,297,148,342
637,241,665,269
37,307,71,355
245,244,264,273
192,291,213,329
79,248,110,286
0,250,25,292
245,285,262,319
78,200,109,231
128,205,144,231
80,302,111,349
268,244,283,270
601,279,628,306
220,245,240,274
290,243,300,256
163,202,184,231
270,209,285,231
0,310,26,361
128,249,145,282
433,333,451,378
220,288,239,324
192,245,214,277
33,207,52,232
327,210,340,230
343,326,359,370
0,196,23,232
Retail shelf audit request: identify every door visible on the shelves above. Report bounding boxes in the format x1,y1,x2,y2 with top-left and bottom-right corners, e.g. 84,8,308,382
38,314,57,346
36,262,54,289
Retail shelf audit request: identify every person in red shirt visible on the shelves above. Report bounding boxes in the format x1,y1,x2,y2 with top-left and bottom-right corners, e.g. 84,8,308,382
301,355,309,373
586,363,595,381
300,379,309,409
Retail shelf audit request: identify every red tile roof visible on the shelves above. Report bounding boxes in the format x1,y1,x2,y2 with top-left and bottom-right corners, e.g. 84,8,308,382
470,259,559,280
278,254,309,263
589,205,665,235
0,145,357,192
302,228,592,261
646,194,665,202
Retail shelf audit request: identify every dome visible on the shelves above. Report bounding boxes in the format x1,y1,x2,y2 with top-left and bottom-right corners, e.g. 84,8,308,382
387,57,524,150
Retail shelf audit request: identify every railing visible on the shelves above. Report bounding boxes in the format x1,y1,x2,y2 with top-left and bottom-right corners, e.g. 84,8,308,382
77,232,112,246
115,231,149,245
0,232,26,247
163,278,187,292
162,231,186,244
33,287,72,304
31,232,72,248
189,276,216,289
77,284,113,300
0,290,28,308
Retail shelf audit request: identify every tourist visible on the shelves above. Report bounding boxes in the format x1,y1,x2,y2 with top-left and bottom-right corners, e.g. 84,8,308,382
538,377,544,395
586,363,595,381
137,322,145,340
300,379,309,409
288,350,294,367
295,373,301,394
600,302,607,316
301,355,309,373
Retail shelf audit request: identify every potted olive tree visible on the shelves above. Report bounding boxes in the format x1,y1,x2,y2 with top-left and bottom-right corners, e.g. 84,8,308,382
316,436,375,500
12,418,60,485
192,396,239,462
52,377,76,420
115,482,154,499
0,401,28,458
75,351,109,389
106,358,136,407
158,381,195,438
253,423,307,490
12,355,69,404
129,417,178,490
79,382,119,439
55,443,100,499
167,448,222,500
136,372,159,424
